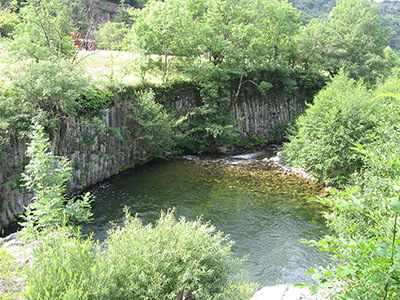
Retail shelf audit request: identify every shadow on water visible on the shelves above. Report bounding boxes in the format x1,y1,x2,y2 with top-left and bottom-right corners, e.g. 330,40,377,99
82,153,330,286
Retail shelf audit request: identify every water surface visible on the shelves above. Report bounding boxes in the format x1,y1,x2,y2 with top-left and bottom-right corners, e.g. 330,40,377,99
83,155,329,286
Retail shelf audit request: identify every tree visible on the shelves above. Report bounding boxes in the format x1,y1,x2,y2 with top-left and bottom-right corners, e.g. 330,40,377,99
129,89,186,160
126,0,305,151
185,0,302,150
282,72,379,186
95,21,129,51
124,0,199,84
10,0,88,62
318,0,387,85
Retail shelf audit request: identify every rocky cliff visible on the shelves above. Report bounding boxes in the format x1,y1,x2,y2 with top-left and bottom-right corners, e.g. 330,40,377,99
0,87,305,229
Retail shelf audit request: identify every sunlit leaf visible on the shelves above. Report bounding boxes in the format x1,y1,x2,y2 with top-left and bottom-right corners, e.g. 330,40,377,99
389,197,400,212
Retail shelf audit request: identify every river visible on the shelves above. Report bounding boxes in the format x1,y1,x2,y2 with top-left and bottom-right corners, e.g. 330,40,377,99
82,153,330,286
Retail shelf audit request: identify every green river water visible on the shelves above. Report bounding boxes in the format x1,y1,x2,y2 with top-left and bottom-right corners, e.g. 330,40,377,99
83,153,330,286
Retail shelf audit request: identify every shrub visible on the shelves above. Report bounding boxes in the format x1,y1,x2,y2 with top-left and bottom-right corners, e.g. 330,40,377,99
8,61,89,120
129,89,186,160
301,92,400,298
282,71,379,186
79,87,115,114
22,209,258,299
21,123,92,237
97,208,258,300
23,229,100,300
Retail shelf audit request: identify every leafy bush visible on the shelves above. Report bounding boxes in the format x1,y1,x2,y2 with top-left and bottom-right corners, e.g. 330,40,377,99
300,91,400,298
304,153,400,298
129,89,186,160
21,123,92,237
22,209,258,299
303,186,400,299
282,72,379,186
9,61,89,118
23,229,100,300
79,87,115,114
98,209,257,300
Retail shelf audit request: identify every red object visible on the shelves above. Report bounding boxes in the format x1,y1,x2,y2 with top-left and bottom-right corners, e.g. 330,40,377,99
71,32,96,51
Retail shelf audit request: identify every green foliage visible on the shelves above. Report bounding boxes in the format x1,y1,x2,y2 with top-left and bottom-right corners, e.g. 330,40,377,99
8,61,89,119
22,209,258,299
0,246,23,299
99,212,258,299
282,72,378,186
178,66,237,153
126,0,330,151
23,228,100,300
297,88,400,298
21,123,92,237
289,0,335,23
98,208,258,300
95,21,129,51
0,247,20,279
106,0,148,8
382,47,400,77
0,4,19,38
0,61,92,137
124,0,199,84
290,0,400,52
378,0,400,51
129,89,186,160
79,87,115,114
230,134,269,150
303,172,400,298
114,0,134,24
9,0,86,62
297,0,388,86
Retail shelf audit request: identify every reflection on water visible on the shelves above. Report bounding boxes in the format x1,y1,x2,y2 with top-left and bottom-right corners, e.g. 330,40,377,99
83,155,330,286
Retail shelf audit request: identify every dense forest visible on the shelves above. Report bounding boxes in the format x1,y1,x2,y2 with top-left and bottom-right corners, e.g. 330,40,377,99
289,0,400,51
1,0,400,299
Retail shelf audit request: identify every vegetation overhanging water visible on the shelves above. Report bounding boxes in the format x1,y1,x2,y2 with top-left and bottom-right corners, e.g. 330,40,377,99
83,152,330,286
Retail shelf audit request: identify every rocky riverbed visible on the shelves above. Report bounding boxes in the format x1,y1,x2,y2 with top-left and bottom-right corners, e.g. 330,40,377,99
250,285,326,300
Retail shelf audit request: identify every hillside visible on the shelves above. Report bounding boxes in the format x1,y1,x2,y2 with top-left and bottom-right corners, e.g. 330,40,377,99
288,0,400,51
379,0,400,50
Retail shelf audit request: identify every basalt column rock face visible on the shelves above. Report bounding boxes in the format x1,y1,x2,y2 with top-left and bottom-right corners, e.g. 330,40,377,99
231,90,305,141
53,103,147,192
0,87,306,230
0,131,33,230
0,102,147,229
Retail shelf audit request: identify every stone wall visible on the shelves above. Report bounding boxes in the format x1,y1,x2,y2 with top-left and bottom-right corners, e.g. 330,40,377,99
0,102,145,229
0,87,305,229
231,89,303,140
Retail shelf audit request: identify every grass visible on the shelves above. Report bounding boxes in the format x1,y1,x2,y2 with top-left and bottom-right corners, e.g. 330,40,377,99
76,50,190,87
0,38,191,88
0,247,24,299
76,50,145,86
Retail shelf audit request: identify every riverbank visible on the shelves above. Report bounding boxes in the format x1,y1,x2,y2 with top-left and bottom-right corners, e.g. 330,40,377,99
0,150,330,299
0,233,328,300
251,285,326,300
